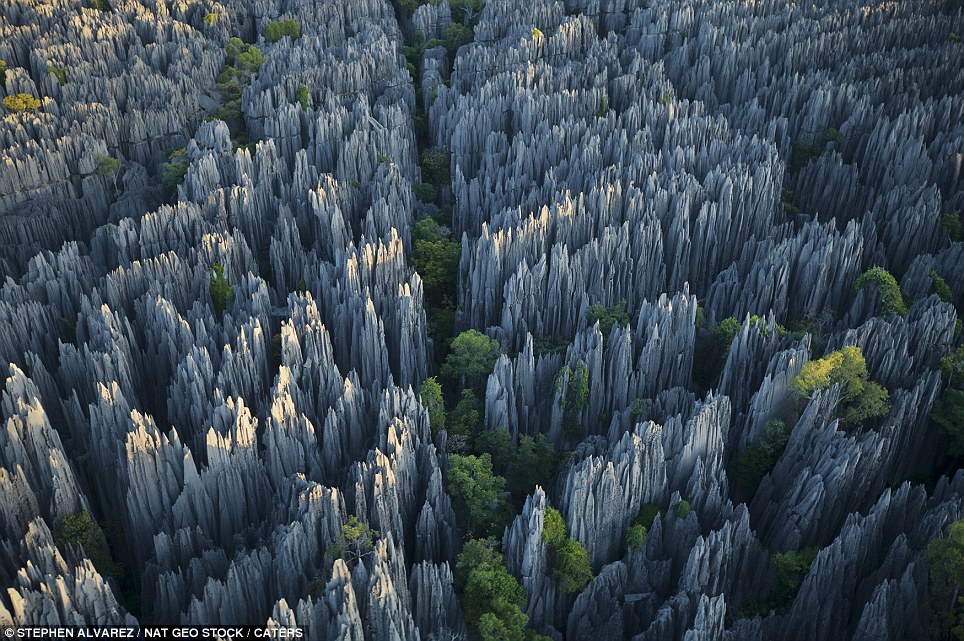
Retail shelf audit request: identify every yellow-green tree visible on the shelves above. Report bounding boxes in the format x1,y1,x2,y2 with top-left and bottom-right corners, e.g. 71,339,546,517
790,346,889,424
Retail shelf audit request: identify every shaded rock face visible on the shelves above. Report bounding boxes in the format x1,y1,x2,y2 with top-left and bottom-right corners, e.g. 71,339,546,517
0,0,962,639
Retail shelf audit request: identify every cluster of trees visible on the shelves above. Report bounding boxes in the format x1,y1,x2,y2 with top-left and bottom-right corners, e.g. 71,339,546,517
789,345,890,425
3,93,41,113
95,155,120,176
624,504,661,552
54,511,124,578
729,419,790,501
265,19,301,43
162,147,188,191
933,346,964,475
456,539,550,641
555,362,590,440
542,508,593,593
209,38,264,137
926,519,964,639
586,299,630,338
412,218,460,310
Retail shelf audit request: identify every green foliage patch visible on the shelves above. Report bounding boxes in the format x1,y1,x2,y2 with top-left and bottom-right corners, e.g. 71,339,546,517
54,511,124,577
3,93,41,113
95,155,120,176
586,299,630,337
790,345,890,425
209,262,234,315
541,508,593,593
329,515,379,565
448,453,507,536
265,19,301,43
855,266,907,316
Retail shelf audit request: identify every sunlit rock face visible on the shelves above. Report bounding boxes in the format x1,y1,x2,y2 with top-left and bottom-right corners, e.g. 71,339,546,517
0,0,962,639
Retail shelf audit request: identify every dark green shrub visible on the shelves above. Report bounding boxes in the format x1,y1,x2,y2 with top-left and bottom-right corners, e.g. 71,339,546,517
54,511,124,577
586,299,630,337
209,262,234,314
940,211,961,241
295,85,309,109
418,376,445,434
265,19,301,43
413,182,438,203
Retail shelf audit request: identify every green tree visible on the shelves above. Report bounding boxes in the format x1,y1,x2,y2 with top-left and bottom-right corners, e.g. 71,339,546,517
942,346,964,388
624,504,660,553
418,376,445,435
476,428,560,501
209,262,234,315
448,453,507,535
551,538,593,593
0,60,7,82
442,23,474,57
448,389,484,440
48,66,67,85
541,508,592,593
3,93,41,113
674,499,691,519
926,520,964,639
586,299,630,337
204,12,218,25
225,38,265,74
789,346,889,425
855,267,907,316
329,515,379,566
940,212,962,242
931,270,954,303
625,524,647,551
729,419,789,499
421,147,451,186
412,182,438,203
771,547,819,605
265,19,301,43
442,330,501,393
412,218,461,307
456,539,529,637
54,511,124,577
556,361,590,439
95,155,120,176
295,85,309,109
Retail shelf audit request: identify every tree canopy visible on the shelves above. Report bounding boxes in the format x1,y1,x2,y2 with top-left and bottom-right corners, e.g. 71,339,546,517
789,346,890,424
855,266,907,316
329,515,379,566
448,453,507,535
3,93,42,113
441,329,501,392
925,520,964,639
265,19,301,43
586,299,629,337
54,511,124,577
209,263,234,315
418,376,445,435
456,539,529,639
541,508,593,593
